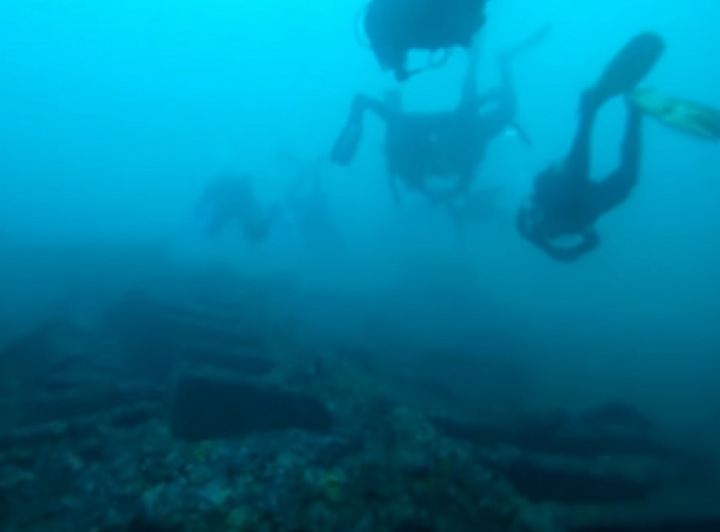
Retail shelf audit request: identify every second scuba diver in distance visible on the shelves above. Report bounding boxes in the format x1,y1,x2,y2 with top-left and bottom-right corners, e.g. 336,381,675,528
195,174,282,243
331,24,551,206
516,32,666,262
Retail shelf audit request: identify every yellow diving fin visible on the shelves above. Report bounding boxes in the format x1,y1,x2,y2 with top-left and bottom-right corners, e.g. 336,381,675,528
629,88,720,141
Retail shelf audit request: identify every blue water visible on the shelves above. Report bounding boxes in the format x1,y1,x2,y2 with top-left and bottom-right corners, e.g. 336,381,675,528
1,0,719,433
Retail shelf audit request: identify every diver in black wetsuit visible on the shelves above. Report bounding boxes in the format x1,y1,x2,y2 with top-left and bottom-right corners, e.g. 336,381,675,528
195,174,281,243
332,25,549,205
516,32,666,262
363,0,489,81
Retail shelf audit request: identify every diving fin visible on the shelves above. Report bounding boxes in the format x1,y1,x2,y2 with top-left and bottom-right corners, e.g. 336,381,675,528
629,88,720,141
584,32,666,112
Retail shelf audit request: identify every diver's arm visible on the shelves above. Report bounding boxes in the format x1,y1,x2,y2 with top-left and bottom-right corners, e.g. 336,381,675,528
354,93,391,122
331,93,392,166
516,212,598,262
540,230,599,262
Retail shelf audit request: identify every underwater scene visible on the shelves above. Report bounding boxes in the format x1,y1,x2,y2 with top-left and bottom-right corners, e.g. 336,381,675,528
1,0,720,530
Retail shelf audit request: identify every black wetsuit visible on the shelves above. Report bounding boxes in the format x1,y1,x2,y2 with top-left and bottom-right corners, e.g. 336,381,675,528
517,98,643,261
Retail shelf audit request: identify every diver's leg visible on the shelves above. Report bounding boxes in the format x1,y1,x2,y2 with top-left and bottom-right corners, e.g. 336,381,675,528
528,89,599,221
331,94,390,166
564,32,656,188
590,101,643,218
561,89,604,188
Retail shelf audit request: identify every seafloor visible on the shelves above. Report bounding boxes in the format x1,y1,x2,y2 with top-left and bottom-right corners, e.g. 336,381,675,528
1,269,719,532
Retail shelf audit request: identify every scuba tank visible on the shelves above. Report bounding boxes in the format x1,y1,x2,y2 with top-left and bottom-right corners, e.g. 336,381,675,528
362,0,488,81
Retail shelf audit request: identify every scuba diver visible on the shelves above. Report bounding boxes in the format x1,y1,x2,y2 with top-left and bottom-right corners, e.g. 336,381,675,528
332,25,550,205
516,32,666,262
362,0,490,81
195,174,282,243
278,152,341,252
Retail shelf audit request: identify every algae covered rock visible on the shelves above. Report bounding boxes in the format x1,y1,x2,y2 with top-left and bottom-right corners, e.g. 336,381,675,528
170,373,333,441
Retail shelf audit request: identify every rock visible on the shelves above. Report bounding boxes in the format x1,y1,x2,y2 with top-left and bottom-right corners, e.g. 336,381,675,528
19,382,165,426
576,401,653,432
570,517,720,532
432,414,700,461
0,485,7,520
182,347,274,377
393,522,435,532
0,320,97,407
105,292,269,383
499,459,653,504
170,374,333,441
110,403,163,429
125,514,182,531
432,413,715,507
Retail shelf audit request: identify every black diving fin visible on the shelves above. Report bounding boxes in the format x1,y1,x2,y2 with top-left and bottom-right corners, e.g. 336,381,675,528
583,31,666,113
